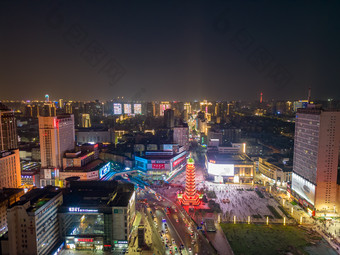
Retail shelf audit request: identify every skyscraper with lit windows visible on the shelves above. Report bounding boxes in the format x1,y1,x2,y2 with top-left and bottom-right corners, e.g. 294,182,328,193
0,103,18,151
39,114,75,186
292,105,340,212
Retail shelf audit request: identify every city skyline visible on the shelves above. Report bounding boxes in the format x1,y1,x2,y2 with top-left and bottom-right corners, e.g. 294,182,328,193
1,1,340,254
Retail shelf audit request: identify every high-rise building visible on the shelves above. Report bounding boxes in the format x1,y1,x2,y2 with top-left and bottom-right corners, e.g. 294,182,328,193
39,114,75,186
0,150,21,189
58,99,64,109
0,188,24,237
7,186,63,255
184,103,191,115
81,113,91,128
164,109,175,128
65,102,73,114
146,102,155,117
173,125,189,150
159,101,171,116
42,103,56,117
291,105,340,212
0,103,18,151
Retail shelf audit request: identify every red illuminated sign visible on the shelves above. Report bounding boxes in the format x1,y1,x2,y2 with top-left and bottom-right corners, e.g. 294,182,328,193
77,238,93,242
173,156,186,167
152,163,165,169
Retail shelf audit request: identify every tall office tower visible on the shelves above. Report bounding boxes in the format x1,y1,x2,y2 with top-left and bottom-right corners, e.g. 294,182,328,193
42,103,56,117
181,157,200,206
7,186,63,255
0,188,25,237
81,113,91,128
146,102,155,117
164,109,175,128
45,94,50,102
58,99,64,109
25,105,33,117
0,103,18,151
173,125,189,150
84,101,104,119
292,105,340,212
159,101,171,116
39,114,75,186
0,150,21,189
65,102,73,114
184,103,191,115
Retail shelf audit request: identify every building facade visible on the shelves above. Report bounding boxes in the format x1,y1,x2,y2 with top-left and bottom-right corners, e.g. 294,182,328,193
39,115,75,186
173,126,189,151
0,188,24,237
0,150,21,189
0,104,18,151
258,158,292,185
7,187,63,255
291,106,340,212
58,181,135,252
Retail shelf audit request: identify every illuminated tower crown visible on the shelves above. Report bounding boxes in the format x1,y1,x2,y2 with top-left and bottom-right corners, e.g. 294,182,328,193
181,157,200,206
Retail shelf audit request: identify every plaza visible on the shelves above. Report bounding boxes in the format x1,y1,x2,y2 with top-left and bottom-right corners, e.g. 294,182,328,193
197,181,294,224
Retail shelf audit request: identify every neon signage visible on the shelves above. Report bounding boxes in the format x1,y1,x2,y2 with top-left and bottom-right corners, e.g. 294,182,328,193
152,163,165,169
68,207,98,213
78,238,93,242
173,156,185,167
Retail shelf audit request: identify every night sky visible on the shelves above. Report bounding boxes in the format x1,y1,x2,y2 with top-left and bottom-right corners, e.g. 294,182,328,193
1,0,340,101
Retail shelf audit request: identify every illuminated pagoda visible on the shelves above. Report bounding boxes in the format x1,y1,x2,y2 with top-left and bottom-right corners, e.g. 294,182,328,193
181,157,200,206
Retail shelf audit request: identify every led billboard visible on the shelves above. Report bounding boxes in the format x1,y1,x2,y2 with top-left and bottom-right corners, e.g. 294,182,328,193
99,162,111,179
113,103,122,115
291,173,315,205
134,104,142,114
207,162,234,176
124,104,132,114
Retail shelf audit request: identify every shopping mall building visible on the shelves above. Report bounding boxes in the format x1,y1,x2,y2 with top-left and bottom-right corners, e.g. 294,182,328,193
205,150,254,183
58,181,135,251
134,144,187,180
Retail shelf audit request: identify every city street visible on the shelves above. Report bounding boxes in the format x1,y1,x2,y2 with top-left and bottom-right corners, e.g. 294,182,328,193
140,188,217,255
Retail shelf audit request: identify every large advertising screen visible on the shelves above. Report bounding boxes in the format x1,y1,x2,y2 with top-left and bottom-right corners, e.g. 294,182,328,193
114,103,122,115
292,173,315,206
124,104,132,114
134,104,142,114
99,162,111,179
207,162,234,176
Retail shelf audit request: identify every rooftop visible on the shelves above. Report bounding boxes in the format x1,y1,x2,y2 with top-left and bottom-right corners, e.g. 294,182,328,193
63,159,105,172
0,188,24,203
60,181,134,210
207,151,253,164
9,186,62,213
